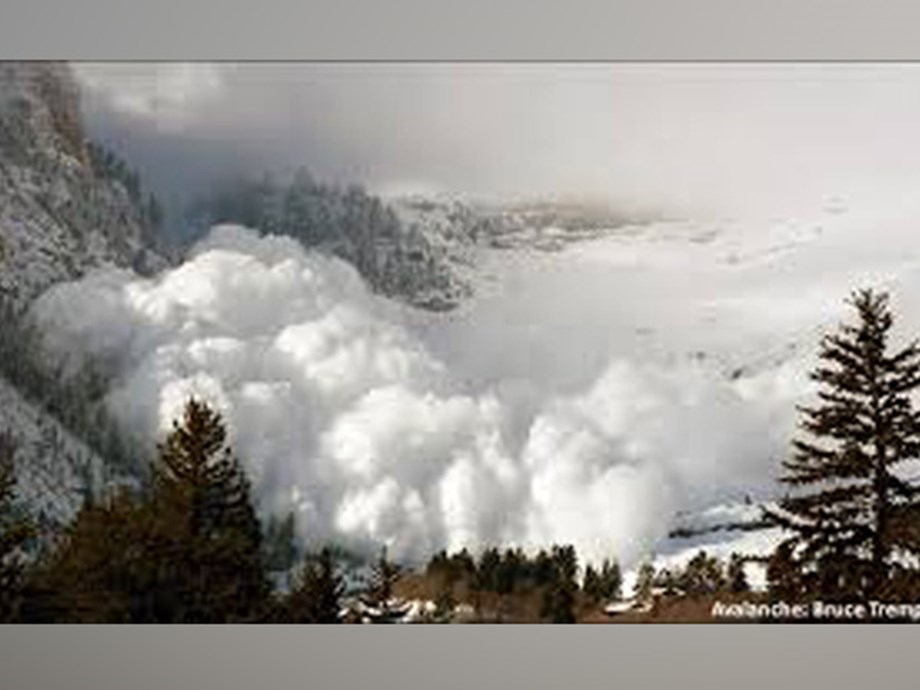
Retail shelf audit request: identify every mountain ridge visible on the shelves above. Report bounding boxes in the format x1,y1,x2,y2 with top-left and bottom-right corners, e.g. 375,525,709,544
0,62,166,524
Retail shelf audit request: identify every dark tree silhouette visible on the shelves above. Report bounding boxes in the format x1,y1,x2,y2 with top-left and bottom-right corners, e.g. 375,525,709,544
28,489,153,622
678,550,725,596
540,545,578,623
30,399,269,622
281,546,345,623
766,289,920,599
727,552,750,593
151,397,269,621
583,558,622,602
364,546,402,621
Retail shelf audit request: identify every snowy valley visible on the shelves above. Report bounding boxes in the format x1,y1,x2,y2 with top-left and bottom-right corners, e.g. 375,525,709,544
7,62,920,622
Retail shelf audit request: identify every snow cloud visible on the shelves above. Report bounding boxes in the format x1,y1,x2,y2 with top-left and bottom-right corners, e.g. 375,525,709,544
30,222,846,567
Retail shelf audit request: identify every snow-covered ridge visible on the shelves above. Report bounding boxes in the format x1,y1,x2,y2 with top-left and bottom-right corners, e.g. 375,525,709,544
0,62,165,311
0,62,167,523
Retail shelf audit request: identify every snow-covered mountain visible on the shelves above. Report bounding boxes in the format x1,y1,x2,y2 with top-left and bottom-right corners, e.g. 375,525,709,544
0,62,166,311
0,62,166,526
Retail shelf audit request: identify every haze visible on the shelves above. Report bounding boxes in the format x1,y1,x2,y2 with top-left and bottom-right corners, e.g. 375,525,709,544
73,62,920,218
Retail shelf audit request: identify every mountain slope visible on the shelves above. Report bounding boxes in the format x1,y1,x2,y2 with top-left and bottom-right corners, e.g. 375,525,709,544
0,376,100,529
0,62,166,522
0,62,165,311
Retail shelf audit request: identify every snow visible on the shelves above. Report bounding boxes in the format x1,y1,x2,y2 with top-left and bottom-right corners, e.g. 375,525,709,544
26,176,920,570
604,601,636,616
0,63,167,534
0,62,164,311
10,62,920,581
0,376,100,527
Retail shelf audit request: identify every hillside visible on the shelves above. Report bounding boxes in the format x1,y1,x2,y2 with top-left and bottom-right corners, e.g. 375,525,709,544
0,62,166,524
0,62,165,311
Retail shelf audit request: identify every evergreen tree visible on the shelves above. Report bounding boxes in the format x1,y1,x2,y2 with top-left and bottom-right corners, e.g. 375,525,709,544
31,399,269,622
766,541,803,602
540,580,577,623
451,548,477,579
679,550,725,596
583,564,601,601
633,561,656,605
366,546,401,616
765,289,920,599
476,547,502,591
540,545,578,623
533,549,556,586
151,397,269,621
282,547,344,623
28,489,154,622
599,558,623,601
727,553,749,593
496,548,524,594
654,567,680,596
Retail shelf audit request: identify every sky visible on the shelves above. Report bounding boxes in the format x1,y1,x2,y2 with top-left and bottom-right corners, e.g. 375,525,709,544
73,62,920,218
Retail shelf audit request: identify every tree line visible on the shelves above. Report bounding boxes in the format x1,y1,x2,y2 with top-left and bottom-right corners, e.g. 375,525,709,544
4,287,920,622
0,297,143,483
185,169,462,309
0,398,359,623
0,392,741,624
86,140,164,251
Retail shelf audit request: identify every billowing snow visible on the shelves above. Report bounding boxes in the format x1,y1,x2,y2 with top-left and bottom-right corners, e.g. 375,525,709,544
30,196,920,567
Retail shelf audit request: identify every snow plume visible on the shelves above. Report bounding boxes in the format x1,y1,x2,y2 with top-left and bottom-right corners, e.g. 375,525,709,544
31,225,810,567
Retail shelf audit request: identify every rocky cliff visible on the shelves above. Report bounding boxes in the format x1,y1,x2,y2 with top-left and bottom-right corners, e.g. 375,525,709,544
0,61,165,311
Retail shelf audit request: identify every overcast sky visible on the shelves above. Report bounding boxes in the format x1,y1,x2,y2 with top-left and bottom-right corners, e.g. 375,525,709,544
73,62,920,218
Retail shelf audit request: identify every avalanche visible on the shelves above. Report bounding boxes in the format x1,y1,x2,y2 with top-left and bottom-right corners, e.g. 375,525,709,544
30,197,920,568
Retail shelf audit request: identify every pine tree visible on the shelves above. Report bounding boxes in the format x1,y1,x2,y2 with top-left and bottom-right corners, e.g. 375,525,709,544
727,553,749,593
282,547,344,623
29,489,154,622
366,546,401,619
583,558,623,602
633,561,656,605
31,399,270,622
476,547,501,591
766,541,802,601
583,564,601,601
599,558,623,601
679,550,725,596
496,548,524,594
540,545,578,623
765,289,920,599
541,580,577,623
655,567,680,596
151,397,269,621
